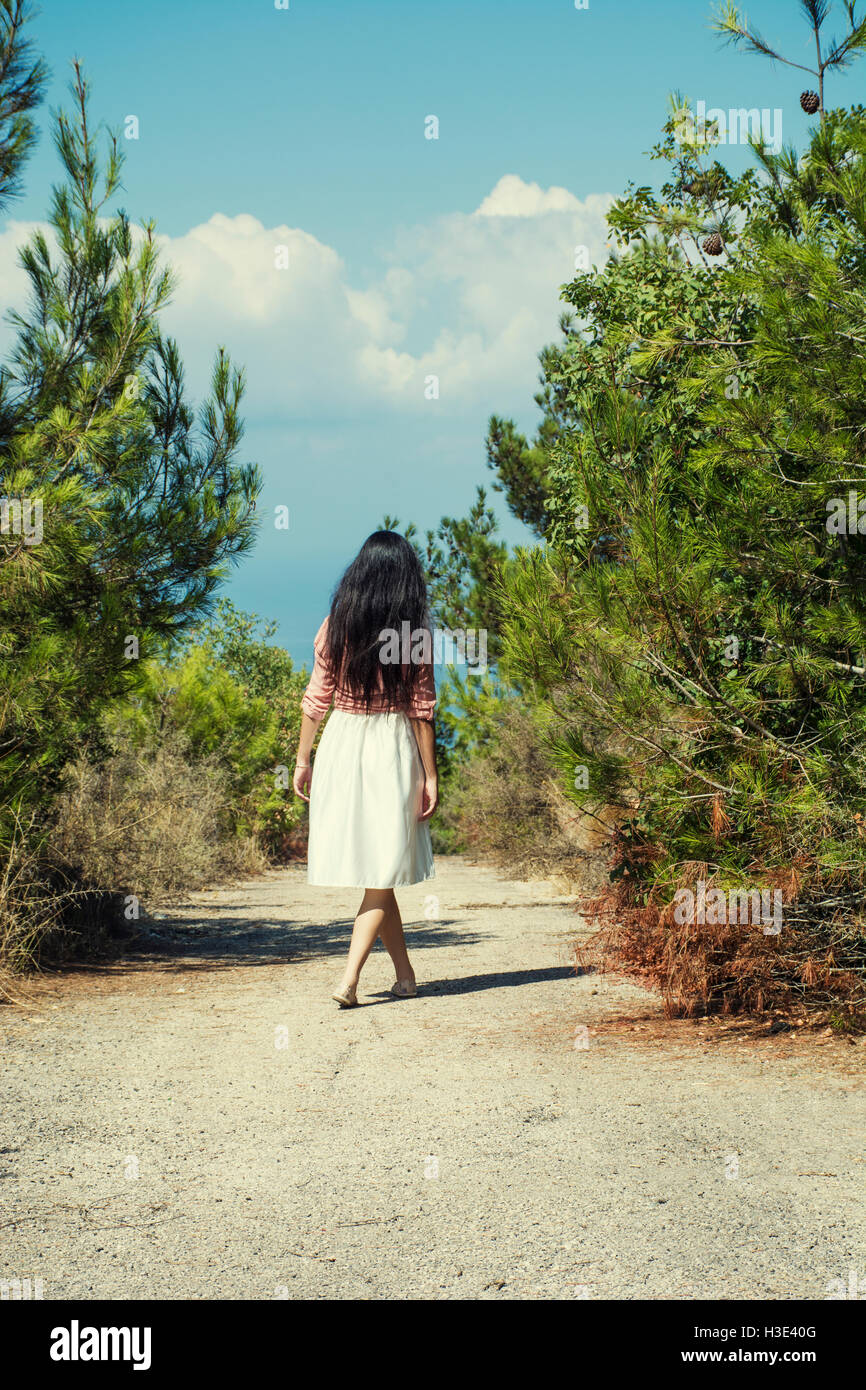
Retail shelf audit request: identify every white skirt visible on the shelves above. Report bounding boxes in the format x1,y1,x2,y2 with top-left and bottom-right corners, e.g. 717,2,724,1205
307,710,435,889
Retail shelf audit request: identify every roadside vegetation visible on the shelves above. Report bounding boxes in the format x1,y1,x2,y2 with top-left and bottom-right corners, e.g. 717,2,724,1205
3,1,866,1032
417,1,866,1029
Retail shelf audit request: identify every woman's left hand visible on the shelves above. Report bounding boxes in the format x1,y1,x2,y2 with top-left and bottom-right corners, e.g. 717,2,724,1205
419,775,438,821
293,762,312,802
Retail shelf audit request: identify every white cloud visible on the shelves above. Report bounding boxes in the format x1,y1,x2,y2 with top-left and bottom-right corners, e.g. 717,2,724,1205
0,176,614,416
474,173,605,219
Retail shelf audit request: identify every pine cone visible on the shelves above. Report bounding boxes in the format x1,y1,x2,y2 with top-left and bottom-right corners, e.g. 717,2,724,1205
702,232,724,256
800,90,820,114
686,174,719,199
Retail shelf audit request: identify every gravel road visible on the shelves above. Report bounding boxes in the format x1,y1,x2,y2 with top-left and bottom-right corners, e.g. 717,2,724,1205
1,855,863,1301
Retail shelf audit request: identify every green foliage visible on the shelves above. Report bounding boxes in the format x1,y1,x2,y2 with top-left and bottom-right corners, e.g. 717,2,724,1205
0,31,273,972
0,2,47,214
0,63,260,850
184,597,306,754
411,13,866,1021
496,103,866,951
485,414,557,537
123,600,310,851
428,665,508,852
713,0,866,118
43,602,307,925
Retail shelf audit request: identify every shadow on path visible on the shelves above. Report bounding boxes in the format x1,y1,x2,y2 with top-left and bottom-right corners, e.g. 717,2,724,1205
414,965,577,997
325,965,579,1008
52,914,489,979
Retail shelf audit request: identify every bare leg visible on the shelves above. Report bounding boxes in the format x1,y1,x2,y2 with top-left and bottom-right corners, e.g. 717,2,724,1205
376,894,415,986
339,889,397,991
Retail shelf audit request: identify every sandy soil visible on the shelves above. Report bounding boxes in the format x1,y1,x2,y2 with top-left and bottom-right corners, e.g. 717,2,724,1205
1,855,863,1300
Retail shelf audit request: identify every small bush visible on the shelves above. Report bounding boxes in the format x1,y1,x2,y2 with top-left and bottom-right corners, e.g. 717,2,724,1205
50,734,266,907
0,814,79,1000
440,698,610,891
580,830,866,1029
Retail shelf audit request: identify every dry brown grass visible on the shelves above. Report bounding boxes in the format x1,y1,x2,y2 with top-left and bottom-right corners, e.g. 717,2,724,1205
579,836,866,1030
50,737,266,906
441,702,611,892
447,709,866,1029
1,732,278,989
0,812,82,1001
1,739,270,994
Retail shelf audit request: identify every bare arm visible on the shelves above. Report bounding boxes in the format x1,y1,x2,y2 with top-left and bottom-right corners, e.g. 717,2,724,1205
293,711,323,802
410,717,438,820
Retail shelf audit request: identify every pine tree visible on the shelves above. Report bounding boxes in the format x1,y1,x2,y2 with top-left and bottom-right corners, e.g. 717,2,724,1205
0,1,47,213
714,0,866,122
492,12,866,1020
0,59,260,848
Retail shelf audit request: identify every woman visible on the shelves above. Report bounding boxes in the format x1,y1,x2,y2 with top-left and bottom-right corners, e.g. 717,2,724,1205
293,531,438,1008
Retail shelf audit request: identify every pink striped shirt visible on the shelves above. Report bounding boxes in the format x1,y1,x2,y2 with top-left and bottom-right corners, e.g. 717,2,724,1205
301,617,436,722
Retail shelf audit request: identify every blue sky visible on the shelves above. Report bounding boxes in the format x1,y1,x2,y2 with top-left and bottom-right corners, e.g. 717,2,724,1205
3,0,842,664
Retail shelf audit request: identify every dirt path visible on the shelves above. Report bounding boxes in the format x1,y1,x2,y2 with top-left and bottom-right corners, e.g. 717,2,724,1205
1,855,864,1301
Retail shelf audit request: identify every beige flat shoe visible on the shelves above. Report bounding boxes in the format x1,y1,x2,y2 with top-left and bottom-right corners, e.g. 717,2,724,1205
390,979,417,999
332,983,358,1007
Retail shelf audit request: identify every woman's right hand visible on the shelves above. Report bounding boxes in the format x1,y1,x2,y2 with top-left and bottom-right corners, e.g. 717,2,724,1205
419,775,438,821
293,762,312,802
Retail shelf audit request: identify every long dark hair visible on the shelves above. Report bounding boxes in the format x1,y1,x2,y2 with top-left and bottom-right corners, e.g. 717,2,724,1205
327,530,430,711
